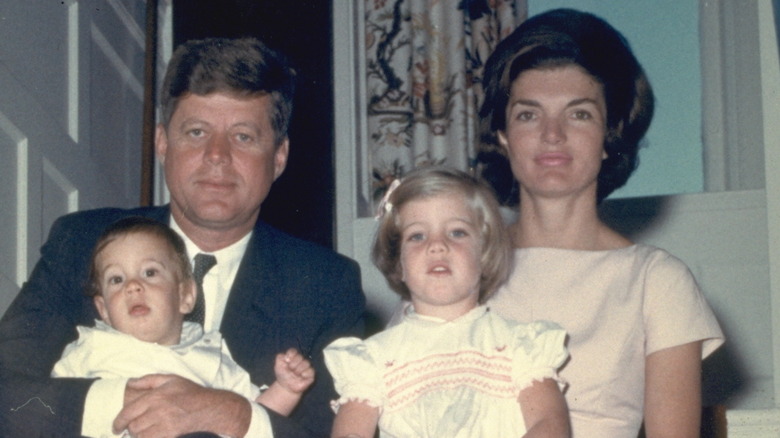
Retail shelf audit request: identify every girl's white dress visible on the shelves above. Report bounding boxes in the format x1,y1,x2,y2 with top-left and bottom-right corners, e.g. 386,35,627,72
324,305,567,438
490,244,725,437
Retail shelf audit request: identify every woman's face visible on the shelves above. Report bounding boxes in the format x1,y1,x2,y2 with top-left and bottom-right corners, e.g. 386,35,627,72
498,65,608,202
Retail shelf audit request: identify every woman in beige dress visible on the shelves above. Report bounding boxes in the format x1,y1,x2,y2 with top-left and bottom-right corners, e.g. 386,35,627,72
479,8,724,437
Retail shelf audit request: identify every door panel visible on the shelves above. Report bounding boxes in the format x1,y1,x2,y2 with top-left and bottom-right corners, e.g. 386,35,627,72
0,0,146,316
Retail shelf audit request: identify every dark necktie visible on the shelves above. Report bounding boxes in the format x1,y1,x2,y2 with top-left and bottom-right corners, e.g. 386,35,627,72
187,253,217,325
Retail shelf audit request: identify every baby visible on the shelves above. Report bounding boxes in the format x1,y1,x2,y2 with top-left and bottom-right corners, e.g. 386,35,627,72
52,216,313,435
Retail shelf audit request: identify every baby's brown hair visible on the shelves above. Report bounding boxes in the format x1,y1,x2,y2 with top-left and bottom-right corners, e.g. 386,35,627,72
86,217,192,298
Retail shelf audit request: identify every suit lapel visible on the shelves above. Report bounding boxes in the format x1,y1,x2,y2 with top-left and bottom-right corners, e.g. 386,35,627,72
145,206,169,223
219,222,282,361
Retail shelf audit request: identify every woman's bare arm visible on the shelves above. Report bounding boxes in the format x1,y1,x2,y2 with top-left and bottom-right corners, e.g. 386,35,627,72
644,341,703,438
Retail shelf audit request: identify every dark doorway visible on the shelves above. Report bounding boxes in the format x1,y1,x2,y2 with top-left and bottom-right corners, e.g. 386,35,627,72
173,0,335,248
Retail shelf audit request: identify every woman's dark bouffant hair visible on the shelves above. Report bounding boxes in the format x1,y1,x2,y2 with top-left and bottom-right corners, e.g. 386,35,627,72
86,217,192,298
478,8,655,204
160,37,296,146
371,166,512,303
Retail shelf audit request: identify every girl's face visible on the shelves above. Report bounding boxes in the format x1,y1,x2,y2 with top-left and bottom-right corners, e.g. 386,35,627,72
398,192,483,320
498,65,608,202
93,232,196,345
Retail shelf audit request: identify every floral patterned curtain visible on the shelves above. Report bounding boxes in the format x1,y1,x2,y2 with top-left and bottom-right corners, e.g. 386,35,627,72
362,0,527,216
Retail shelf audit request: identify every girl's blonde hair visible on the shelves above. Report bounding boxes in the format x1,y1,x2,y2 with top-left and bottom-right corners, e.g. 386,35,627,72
372,166,512,302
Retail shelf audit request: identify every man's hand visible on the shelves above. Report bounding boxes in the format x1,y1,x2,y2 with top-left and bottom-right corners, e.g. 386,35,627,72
114,374,251,438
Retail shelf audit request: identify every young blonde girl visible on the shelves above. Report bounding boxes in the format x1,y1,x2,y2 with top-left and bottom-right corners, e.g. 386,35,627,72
324,167,571,438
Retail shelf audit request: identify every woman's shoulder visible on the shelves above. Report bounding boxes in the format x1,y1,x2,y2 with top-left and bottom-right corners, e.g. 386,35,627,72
515,242,680,261
586,243,694,281
626,243,693,273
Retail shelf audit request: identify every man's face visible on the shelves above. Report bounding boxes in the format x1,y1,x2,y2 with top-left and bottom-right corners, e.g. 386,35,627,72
156,92,288,240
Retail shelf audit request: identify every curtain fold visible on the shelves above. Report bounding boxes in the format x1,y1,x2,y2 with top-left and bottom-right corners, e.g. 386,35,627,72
363,0,527,216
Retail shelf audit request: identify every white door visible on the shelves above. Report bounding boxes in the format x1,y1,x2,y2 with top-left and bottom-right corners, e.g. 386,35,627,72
0,0,147,316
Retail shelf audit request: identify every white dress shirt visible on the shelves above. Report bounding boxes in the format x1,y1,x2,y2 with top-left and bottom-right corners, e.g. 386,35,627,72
171,218,251,333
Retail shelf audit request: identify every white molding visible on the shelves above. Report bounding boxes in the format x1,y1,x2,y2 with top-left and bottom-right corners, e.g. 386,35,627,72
699,0,726,191
333,0,365,256
757,0,780,406
701,0,764,191
154,0,173,207
0,111,28,286
106,0,145,48
42,158,78,215
727,409,780,437
90,23,144,100
15,136,27,287
67,1,79,142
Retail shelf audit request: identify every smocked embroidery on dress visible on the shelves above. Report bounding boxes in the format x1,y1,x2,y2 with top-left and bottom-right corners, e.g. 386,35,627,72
324,305,568,437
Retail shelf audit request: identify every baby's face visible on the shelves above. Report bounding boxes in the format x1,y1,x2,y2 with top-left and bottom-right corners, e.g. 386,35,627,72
94,232,195,345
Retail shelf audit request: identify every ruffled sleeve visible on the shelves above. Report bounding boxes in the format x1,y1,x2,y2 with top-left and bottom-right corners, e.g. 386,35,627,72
511,320,568,391
323,337,384,412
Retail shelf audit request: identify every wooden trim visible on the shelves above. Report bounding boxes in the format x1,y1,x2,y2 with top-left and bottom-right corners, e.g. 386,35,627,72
140,0,158,206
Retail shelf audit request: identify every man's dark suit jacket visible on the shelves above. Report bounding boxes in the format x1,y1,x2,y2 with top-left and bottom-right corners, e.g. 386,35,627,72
0,205,365,437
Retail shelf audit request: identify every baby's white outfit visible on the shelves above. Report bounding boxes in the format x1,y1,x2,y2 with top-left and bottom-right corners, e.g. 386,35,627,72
52,320,261,438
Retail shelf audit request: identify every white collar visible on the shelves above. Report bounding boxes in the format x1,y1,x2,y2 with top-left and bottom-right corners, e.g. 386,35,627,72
169,216,252,273
405,304,488,325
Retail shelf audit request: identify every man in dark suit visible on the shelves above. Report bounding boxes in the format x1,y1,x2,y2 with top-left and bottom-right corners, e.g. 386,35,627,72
0,37,365,437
